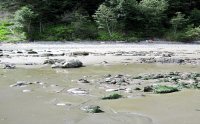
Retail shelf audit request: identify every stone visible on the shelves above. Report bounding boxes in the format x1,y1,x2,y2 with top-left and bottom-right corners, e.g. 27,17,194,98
81,105,103,113
77,79,90,83
27,50,38,54
71,51,89,56
62,60,83,68
143,86,153,92
139,58,156,63
51,63,63,68
67,88,88,95
125,88,132,93
44,59,66,65
56,103,71,106
22,89,32,93
10,81,28,87
106,89,119,92
40,53,54,57
3,64,16,69
154,85,179,94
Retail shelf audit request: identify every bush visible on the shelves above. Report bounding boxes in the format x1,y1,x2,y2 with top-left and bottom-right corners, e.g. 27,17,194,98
102,93,122,100
37,24,73,41
0,21,12,41
154,85,178,94
184,26,200,41
97,31,125,41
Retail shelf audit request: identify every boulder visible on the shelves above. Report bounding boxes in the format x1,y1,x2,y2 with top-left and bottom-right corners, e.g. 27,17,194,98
62,60,83,68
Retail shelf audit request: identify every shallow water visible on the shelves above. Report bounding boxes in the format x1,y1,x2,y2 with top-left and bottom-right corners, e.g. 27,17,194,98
0,64,200,124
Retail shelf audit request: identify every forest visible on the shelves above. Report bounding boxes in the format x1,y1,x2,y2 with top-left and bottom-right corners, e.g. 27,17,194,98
0,0,200,42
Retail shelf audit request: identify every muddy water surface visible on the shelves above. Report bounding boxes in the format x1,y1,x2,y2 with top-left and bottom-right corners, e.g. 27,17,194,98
0,64,200,124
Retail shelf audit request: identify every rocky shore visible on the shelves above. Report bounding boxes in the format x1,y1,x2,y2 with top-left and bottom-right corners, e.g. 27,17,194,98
0,43,200,67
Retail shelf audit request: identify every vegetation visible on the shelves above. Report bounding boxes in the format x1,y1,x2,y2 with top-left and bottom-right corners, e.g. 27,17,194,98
0,0,199,42
102,93,122,100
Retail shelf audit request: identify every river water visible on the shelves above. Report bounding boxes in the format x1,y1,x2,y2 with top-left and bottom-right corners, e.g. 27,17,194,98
0,64,200,124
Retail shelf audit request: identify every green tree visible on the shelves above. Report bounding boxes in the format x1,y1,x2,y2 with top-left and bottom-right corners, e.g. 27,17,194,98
189,9,200,26
138,0,168,36
14,6,37,38
93,4,117,37
170,12,188,36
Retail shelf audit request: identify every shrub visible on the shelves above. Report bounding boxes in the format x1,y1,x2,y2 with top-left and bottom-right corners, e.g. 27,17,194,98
0,21,12,41
98,31,125,41
184,26,200,41
37,24,73,41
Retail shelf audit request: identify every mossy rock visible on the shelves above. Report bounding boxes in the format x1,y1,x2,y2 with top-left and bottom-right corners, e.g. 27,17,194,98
154,85,179,94
102,93,122,100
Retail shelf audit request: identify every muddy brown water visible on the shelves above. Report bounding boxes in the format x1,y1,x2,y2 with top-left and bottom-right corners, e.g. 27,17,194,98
0,64,200,124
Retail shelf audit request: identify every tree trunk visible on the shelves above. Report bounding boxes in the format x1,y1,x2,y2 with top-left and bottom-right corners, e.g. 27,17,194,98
106,19,112,37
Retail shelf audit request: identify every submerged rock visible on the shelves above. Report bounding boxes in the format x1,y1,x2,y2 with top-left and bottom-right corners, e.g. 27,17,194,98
102,93,122,100
81,105,103,113
154,85,179,93
10,81,29,87
67,88,88,95
22,89,32,93
77,79,90,84
3,63,16,69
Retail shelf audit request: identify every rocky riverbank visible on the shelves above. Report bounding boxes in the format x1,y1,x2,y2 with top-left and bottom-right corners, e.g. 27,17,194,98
0,43,200,67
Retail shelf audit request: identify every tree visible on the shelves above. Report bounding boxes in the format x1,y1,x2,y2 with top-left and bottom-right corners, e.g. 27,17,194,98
138,0,168,36
93,4,117,37
170,12,188,36
189,8,200,26
14,6,37,38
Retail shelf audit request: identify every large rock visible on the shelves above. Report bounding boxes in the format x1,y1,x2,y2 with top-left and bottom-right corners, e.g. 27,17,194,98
62,60,83,68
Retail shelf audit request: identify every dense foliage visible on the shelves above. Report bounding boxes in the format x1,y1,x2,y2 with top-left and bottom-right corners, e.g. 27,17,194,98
0,0,199,42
